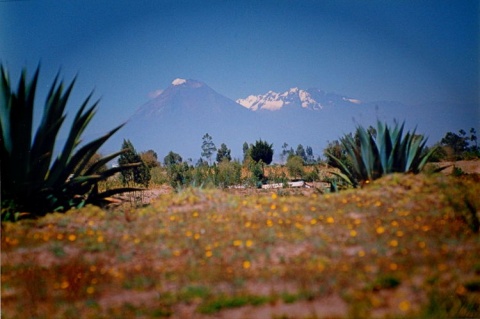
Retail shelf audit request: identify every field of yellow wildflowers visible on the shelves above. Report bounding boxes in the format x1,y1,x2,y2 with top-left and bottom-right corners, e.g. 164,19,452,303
2,173,480,318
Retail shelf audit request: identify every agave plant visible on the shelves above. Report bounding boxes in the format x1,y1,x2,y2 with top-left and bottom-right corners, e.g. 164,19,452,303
1,65,141,221
327,120,437,187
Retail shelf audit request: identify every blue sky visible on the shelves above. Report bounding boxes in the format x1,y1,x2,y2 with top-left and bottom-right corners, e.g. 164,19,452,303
1,0,479,139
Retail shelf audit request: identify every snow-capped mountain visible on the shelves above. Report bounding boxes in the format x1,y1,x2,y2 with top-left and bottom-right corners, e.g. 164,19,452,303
237,87,362,111
110,78,261,160
103,78,477,162
135,78,248,119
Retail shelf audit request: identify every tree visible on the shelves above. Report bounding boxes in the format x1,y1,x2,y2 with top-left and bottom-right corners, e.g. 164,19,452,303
216,143,232,162
250,140,274,165
469,128,478,152
140,149,160,168
242,142,250,160
118,139,151,187
164,151,182,166
305,146,315,164
280,142,294,163
201,133,216,164
296,144,307,162
441,130,469,159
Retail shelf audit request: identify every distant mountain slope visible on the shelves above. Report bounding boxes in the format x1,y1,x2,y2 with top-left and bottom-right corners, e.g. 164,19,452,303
109,79,260,161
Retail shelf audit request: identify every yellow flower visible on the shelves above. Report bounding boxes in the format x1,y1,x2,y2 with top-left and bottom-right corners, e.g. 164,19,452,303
310,219,317,225
86,286,95,294
233,240,242,247
266,220,273,227
97,235,104,243
244,221,252,228
242,260,251,269
376,226,385,234
68,234,76,242
271,193,278,200
398,300,410,312
389,239,398,247
358,250,366,257
326,217,334,224
350,230,357,237
205,250,213,258
245,240,254,247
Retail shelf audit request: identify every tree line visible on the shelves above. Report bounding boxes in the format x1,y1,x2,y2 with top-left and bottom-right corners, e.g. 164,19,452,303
115,127,479,189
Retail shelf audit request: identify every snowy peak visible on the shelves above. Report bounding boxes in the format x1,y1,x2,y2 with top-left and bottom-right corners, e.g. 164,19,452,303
172,78,187,86
237,87,362,111
169,78,205,89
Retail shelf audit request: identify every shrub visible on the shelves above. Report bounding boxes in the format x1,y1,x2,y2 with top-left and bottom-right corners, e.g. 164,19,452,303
326,121,437,187
216,159,242,188
286,154,305,179
0,65,139,221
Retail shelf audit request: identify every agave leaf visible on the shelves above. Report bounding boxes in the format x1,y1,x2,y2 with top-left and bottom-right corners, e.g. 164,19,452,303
98,162,141,180
1,65,128,219
93,187,145,200
9,68,40,196
84,149,128,176
358,126,375,181
417,142,437,172
30,74,76,187
47,96,99,184
0,66,12,153
404,128,421,171
69,174,103,184
387,121,405,172
47,123,124,189
325,151,358,187
374,120,389,174
328,170,355,188
70,124,124,176
340,134,362,179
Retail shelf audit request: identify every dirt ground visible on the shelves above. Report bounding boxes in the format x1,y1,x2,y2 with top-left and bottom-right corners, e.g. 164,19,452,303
432,159,480,175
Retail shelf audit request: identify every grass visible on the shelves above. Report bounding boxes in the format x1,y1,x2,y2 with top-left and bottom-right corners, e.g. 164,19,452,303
2,173,480,318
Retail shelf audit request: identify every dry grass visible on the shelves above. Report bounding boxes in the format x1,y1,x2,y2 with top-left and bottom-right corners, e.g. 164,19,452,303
2,173,480,318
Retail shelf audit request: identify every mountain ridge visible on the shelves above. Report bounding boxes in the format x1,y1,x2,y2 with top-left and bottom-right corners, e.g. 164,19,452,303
103,78,478,162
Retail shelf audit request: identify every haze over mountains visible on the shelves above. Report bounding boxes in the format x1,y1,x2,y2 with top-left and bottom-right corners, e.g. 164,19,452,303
106,78,478,162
